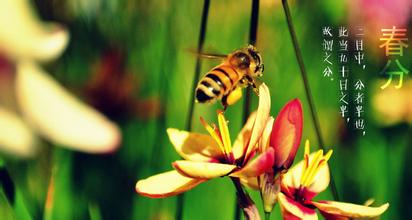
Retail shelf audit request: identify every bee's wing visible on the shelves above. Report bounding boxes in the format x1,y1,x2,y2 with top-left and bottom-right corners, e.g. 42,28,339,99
197,53,227,59
186,49,227,60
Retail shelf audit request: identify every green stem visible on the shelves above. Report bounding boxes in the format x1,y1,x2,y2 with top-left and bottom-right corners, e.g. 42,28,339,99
237,0,260,219
231,177,261,220
264,212,271,220
0,167,15,205
176,1,211,220
281,0,340,201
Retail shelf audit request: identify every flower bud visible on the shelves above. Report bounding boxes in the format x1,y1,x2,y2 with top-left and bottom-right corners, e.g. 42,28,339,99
270,99,303,171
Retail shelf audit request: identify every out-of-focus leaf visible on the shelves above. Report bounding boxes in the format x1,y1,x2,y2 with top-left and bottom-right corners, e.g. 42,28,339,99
0,189,15,220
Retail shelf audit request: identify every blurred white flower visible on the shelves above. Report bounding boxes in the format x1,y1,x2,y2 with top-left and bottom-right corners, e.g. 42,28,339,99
0,0,121,157
0,0,69,62
16,61,121,153
0,107,37,157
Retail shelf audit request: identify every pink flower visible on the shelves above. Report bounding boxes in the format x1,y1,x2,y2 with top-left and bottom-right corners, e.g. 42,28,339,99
278,140,389,219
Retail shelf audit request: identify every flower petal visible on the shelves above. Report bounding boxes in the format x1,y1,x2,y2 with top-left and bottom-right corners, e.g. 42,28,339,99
172,160,236,179
278,192,318,220
0,107,36,157
230,147,274,178
0,0,69,61
239,176,259,190
167,128,223,162
259,117,274,152
135,170,204,198
232,111,256,160
244,83,271,161
282,153,329,199
270,99,303,170
16,61,121,153
313,201,389,219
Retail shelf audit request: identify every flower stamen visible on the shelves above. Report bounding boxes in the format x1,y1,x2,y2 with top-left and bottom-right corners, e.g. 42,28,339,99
200,117,226,156
217,111,232,155
300,140,333,188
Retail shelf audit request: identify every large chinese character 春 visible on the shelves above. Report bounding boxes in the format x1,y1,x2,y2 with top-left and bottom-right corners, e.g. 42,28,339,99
379,26,408,56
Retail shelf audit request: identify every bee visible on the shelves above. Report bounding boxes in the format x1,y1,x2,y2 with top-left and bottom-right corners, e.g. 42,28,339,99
195,45,264,109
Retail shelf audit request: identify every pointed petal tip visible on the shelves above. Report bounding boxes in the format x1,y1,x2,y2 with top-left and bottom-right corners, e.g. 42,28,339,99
314,200,389,218
37,24,70,61
286,98,303,122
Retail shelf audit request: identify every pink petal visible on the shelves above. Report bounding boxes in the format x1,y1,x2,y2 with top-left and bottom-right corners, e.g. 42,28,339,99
230,147,274,178
270,99,303,170
278,192,318,220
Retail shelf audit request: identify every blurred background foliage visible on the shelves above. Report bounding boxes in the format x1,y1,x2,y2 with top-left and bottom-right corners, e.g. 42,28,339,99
1,0,411,219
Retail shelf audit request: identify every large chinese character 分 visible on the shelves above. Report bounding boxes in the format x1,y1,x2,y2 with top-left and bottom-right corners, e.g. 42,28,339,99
379,26,409,89
379,59,409,89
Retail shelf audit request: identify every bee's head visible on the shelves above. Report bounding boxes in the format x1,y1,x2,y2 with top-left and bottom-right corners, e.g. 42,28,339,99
229,45,264,77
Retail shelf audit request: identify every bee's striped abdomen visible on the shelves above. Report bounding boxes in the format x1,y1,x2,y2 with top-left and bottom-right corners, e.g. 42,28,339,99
195,64,241,103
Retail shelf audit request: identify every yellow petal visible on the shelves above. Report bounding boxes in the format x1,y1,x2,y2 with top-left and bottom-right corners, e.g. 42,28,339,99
0,107,36,157
313,201,389,218
244,83,271,161
232,111,256,160
16,61,121,153
0,0,69,61
167,128,223,162
283,152,330,195
135,170,204,198
173,160,236,179
278,192,318,220
239,176,259,190
259,117,274,152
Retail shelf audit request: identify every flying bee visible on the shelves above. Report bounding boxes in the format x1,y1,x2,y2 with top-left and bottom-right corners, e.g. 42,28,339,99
195,45,264,109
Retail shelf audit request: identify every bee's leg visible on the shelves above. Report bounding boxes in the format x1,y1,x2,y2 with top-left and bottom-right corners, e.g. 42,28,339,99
250,78,263,95
243,75,260,95
222,96,229,110
221,86,243,109
239,78,249,87
250,81,258,94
